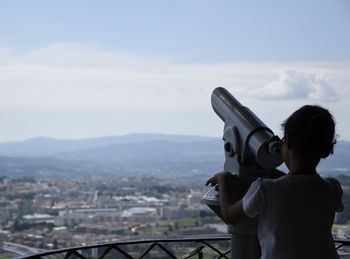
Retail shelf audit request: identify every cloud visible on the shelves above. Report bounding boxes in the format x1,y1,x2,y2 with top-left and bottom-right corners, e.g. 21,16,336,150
0,43,347,113
248,71,338,102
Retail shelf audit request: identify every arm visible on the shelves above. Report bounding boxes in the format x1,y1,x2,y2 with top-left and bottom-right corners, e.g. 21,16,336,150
206,172,247,224
270,168,286,179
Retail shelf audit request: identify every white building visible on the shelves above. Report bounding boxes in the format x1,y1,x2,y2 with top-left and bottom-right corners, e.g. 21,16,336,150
55,208,120,227
23,213,55,224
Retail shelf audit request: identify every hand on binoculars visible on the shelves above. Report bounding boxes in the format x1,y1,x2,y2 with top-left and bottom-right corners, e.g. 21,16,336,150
206,171,238,186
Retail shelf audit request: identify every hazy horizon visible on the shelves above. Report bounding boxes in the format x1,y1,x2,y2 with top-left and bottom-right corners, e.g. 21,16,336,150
0,131,349,144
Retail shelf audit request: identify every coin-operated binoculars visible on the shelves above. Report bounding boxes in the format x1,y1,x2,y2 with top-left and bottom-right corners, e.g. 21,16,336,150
202,87,283,259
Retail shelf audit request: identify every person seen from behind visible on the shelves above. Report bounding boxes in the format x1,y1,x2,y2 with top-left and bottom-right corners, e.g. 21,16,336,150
207,105,344,259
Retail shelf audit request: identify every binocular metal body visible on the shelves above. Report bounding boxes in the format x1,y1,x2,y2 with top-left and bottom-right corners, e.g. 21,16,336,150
203,87,283,259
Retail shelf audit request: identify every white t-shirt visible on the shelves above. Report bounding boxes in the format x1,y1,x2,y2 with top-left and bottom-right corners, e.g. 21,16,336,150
242,174,343,259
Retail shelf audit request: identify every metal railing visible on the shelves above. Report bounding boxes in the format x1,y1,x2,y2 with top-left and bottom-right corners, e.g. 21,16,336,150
18,237,350,259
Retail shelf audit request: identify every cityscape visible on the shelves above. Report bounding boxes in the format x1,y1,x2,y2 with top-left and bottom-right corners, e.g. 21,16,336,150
0,173,349,258
0,175,227,257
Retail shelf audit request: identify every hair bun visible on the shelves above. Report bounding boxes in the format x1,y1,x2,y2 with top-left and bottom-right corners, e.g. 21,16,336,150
307,113,334,158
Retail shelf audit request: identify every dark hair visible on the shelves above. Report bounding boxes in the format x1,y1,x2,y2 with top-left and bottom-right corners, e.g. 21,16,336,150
281,105,336,159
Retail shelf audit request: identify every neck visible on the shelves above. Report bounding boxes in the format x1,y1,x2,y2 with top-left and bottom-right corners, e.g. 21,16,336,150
287,162,318,175
286,151,319,176
288,168,317,175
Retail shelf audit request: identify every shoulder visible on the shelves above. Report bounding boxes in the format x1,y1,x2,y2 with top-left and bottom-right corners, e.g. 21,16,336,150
244,178,264,199
324,177,343,195
258,175,289,190
242,176,287,218
324,177,341,186
244,177,284,203
324,177,344,212
247,177,272,196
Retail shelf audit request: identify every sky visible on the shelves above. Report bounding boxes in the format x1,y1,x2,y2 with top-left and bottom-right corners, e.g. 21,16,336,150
0,0,349,142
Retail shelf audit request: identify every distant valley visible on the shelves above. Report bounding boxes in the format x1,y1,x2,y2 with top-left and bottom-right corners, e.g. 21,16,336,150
0,133,348,182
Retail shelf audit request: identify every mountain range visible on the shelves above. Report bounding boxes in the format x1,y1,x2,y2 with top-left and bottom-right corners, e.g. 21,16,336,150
0,133,348,181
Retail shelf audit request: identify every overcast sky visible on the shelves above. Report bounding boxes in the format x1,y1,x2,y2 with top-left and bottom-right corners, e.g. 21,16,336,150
0,0,349,142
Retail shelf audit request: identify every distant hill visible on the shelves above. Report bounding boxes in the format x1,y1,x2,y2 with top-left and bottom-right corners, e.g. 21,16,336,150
0,134,348,180
0,134,216,157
